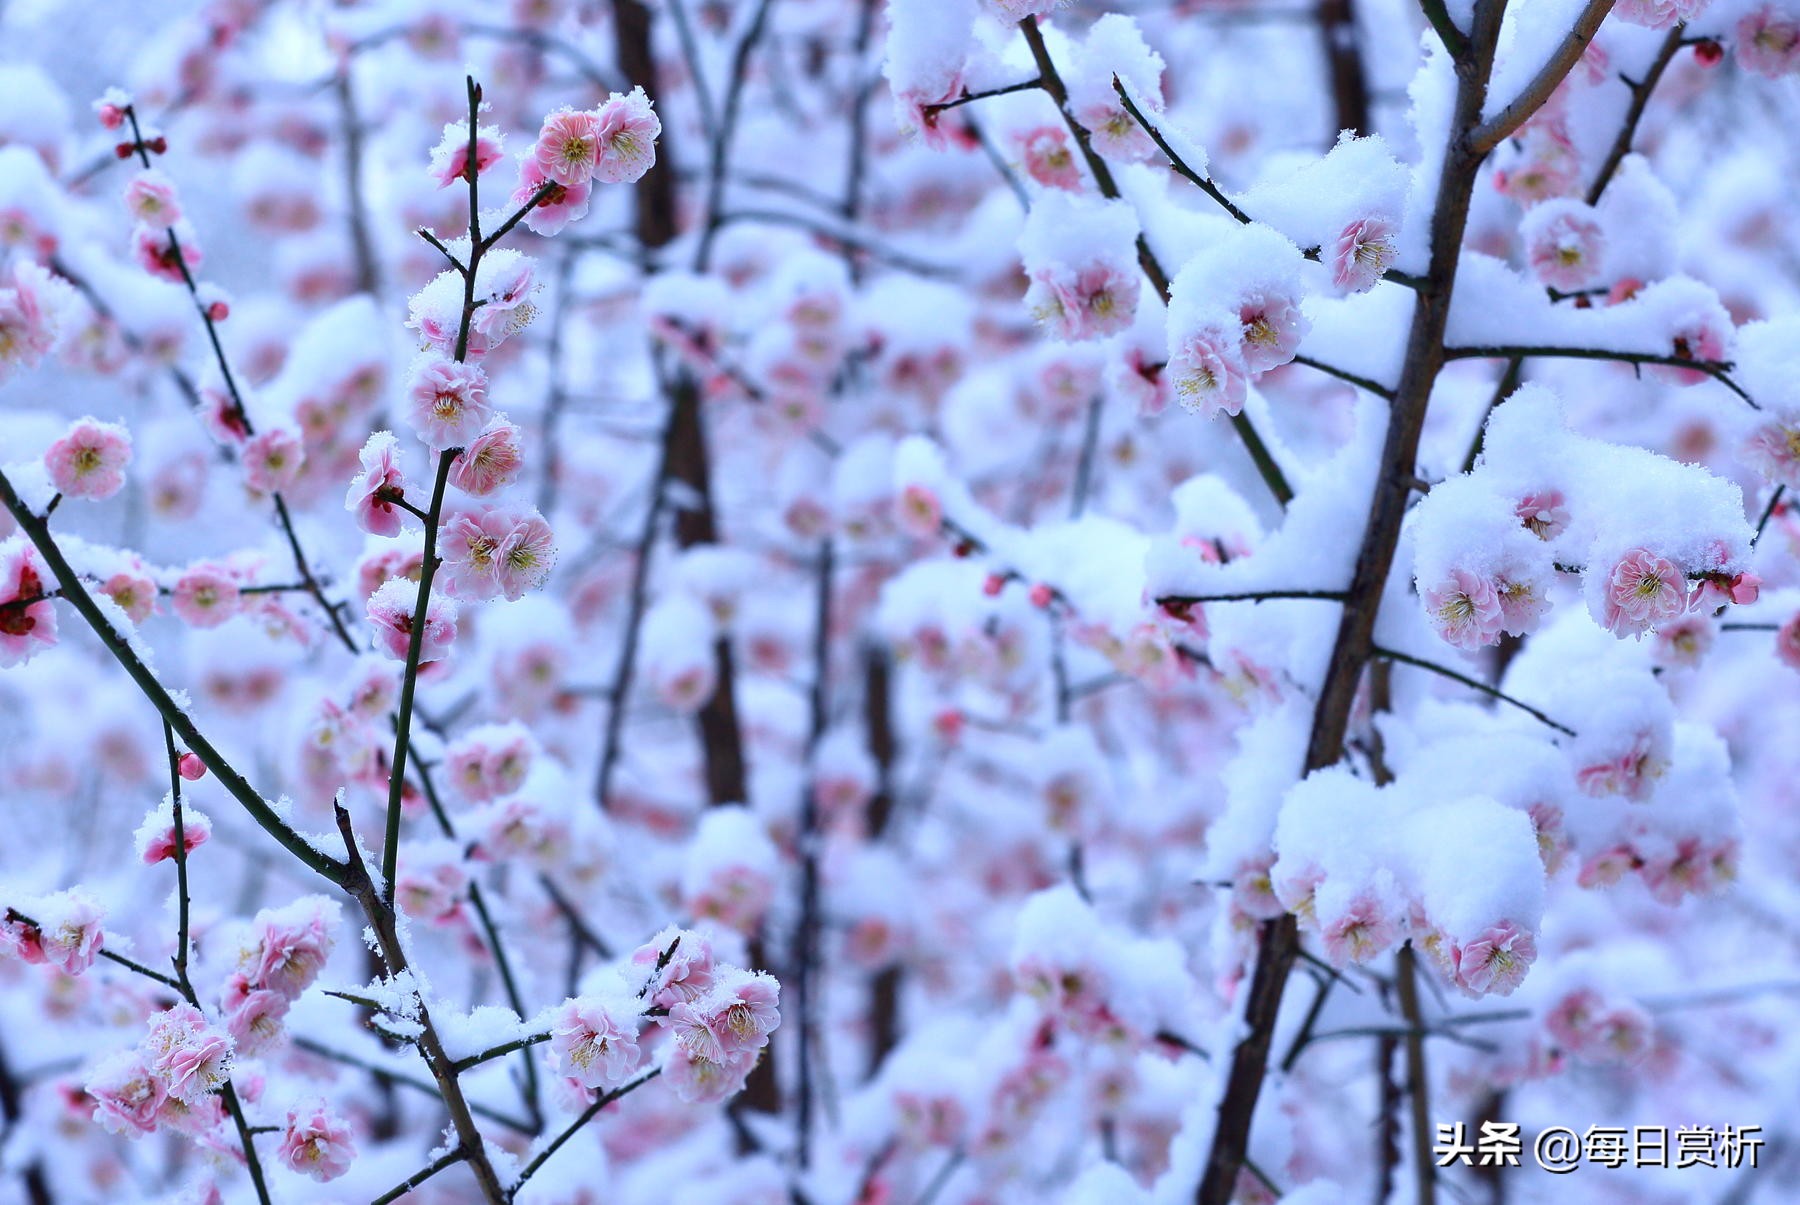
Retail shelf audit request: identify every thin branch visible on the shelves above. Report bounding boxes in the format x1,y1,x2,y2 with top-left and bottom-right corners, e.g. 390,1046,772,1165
1157,589,1349,605
1112,80,1423,291
1467,0,1618,155
1754,486,1785,547
1396,944,1437,1205
1020,17,1298,507
0,470,345,883
507,1069,663,1198
1442,344,1755,406
373,1147,468,1205
118,106,360,656
292,1038,534,1133
1373,644,1575,736
381,449,456,907
452,1031,551,1073
1586,25,1685,205
922,76,1043,116
1419,0,1470,59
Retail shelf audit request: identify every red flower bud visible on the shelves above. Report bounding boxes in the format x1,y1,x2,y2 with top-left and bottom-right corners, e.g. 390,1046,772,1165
178,753,206,781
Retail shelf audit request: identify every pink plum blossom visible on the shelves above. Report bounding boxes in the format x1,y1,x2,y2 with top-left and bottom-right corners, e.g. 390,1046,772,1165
144,1004,234,1103
1649,312,1730,386
428,120,504,187
1016,126,1082,191
664,1045,757,1104
221,979,289,1056
1514,490,1569,540
1025,260,1139,342
631,930,716,1008
0,267,64,384
1743,419,1800,488
242,427,304,493
135,800,211,864
30,888,107,976
1738,6,1800,77
100,568,158,626
449,419,526,496
1321,892,1402,967
1614,0,1701,31
513,153,592,236
1575,731,1669,802
548,996,643,1090
122,169,181,229
1777,612,1800,672
367,576,459,662
345,432,410,537
278,1100,356,1182
592,87,661,184
0,539,57,667
86,1050,166,1137
1602,547,1689,637
132,221,201,284
405,356,492,449
695,969,782,1056
496,509,556,600
45,417,132,500
248,898,337,1000
533,107,603,186
1424,569,1506,650
440,507,513,600
171,564,241,628
1168,324,1248,417
1524,201,1605,291
1236,289,1308,373
1451,921,1537,997
1331,216,1396,294
1653,614,1715,668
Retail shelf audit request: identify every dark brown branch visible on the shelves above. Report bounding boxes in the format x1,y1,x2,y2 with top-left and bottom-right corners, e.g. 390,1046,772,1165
1197,5,1509,1198
1586,25,1685,205
1468,0,1617,155
1443,344,1754,405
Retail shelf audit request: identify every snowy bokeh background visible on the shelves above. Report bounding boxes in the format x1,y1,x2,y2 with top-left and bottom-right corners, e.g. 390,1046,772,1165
4,0,1800,1203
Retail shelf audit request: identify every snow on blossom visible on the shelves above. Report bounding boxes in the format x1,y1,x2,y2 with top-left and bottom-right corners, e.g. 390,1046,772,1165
1166,221,1308,412
1522,198,1605,291
681,806,779,933
239,896,339,1001
367,575,459,661
882,0,977,146
1018,193,1140,342
1066,14,1164,163
134,796,211,864
428,119,504,188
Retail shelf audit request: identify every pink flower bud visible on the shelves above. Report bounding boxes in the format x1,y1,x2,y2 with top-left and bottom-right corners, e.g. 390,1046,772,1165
178,753,206,781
